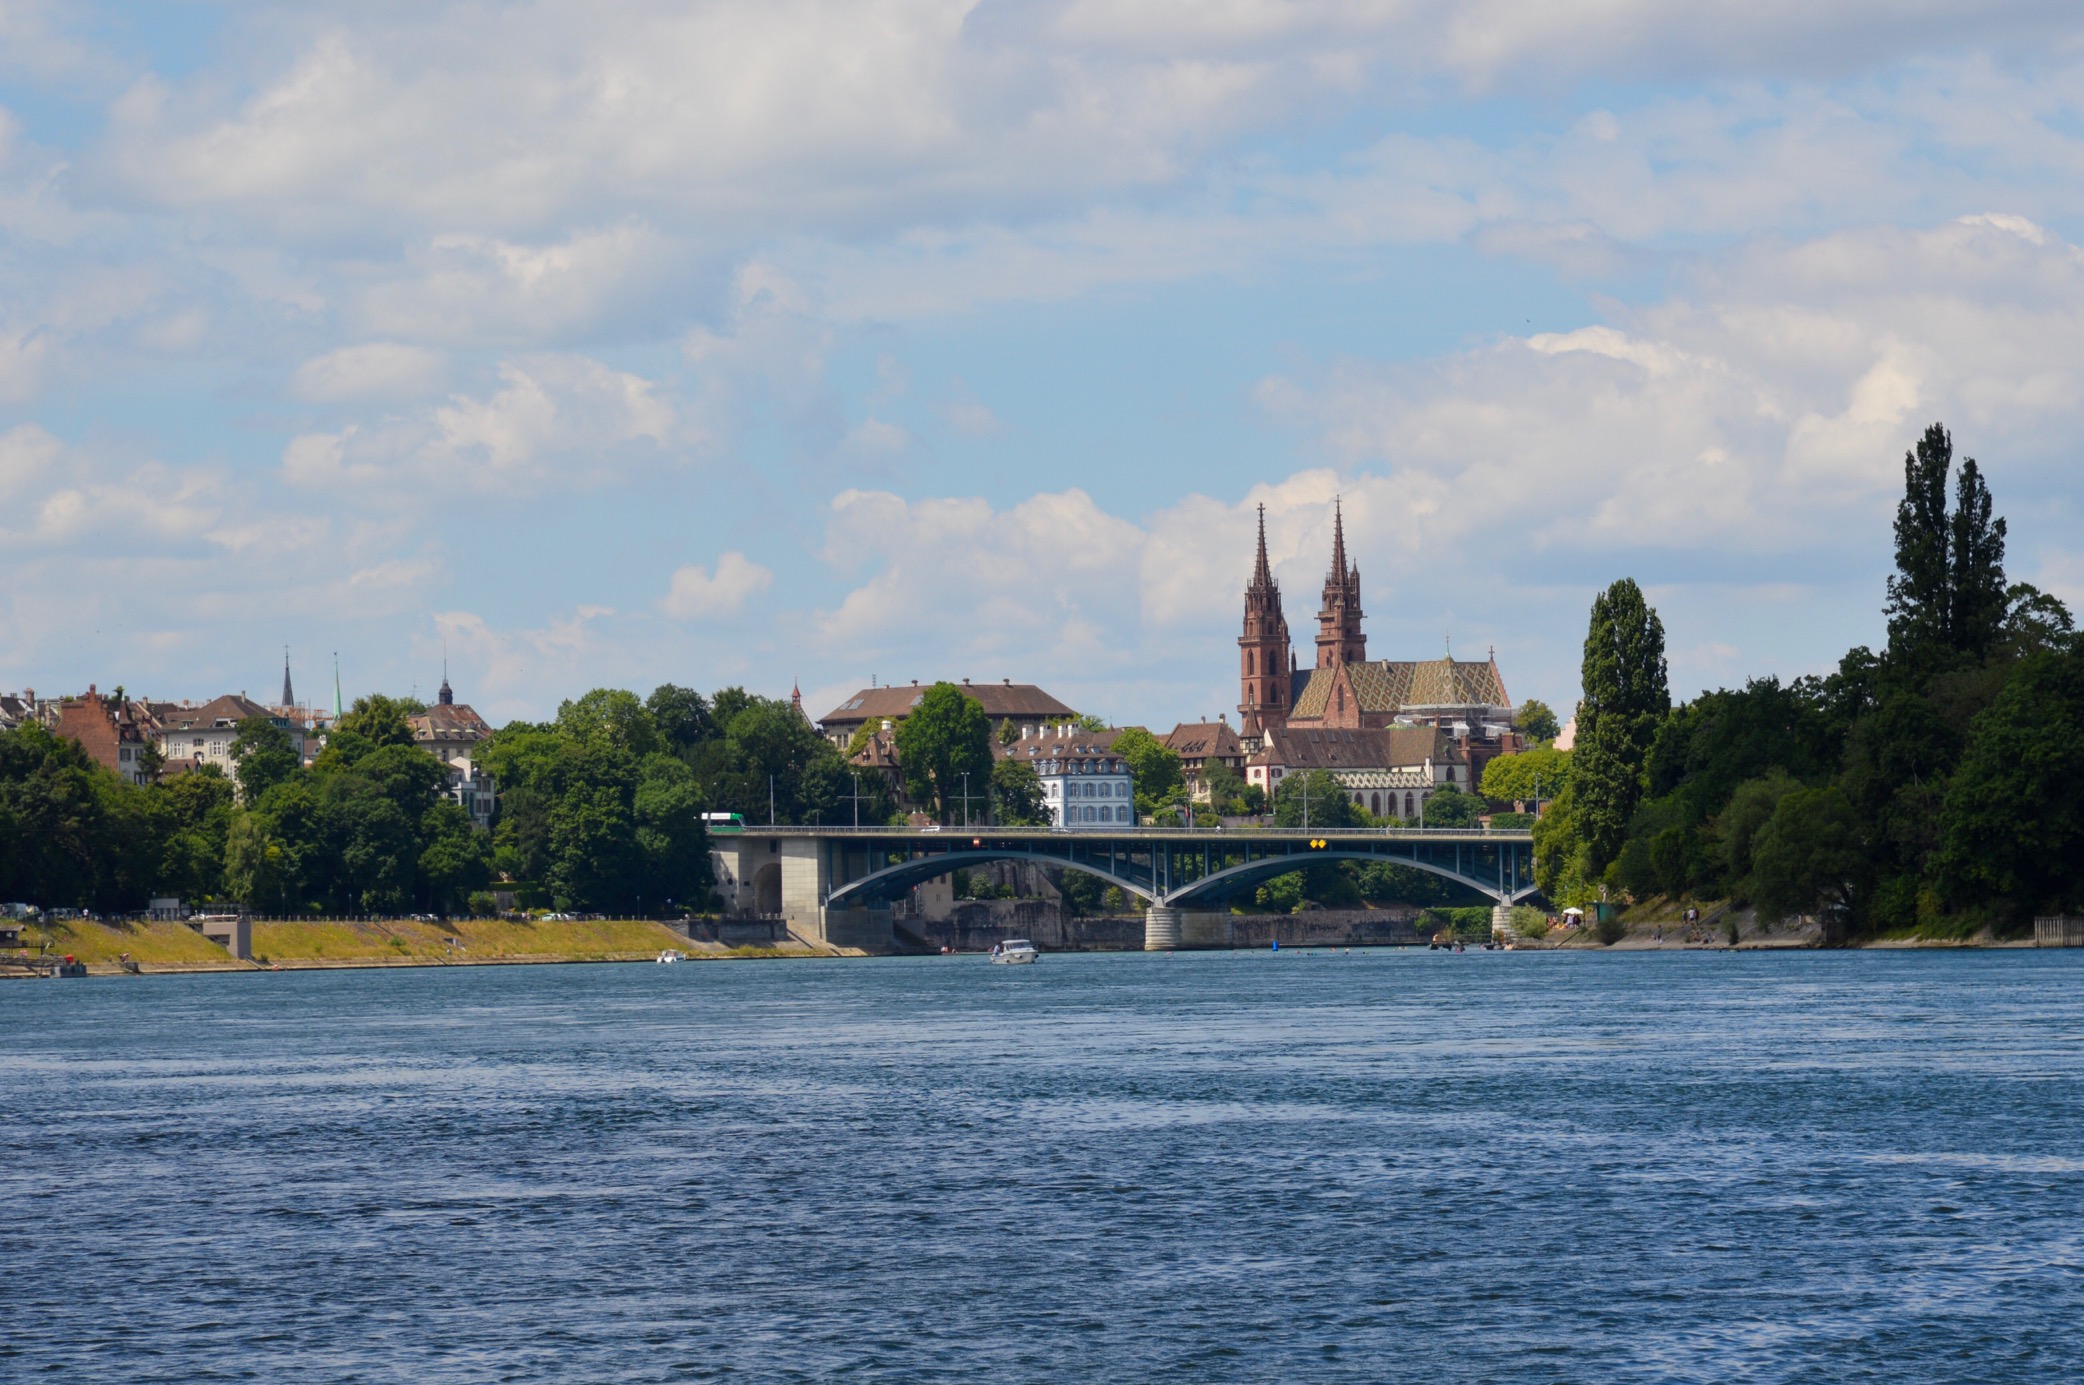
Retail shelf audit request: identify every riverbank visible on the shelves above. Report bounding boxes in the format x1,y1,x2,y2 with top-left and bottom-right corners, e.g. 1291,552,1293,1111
3,916,859,975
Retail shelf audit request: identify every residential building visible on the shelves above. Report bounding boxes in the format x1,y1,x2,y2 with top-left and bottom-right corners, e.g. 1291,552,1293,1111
52,686,156,785
155,694,306,788
409,673,497,830
1162,718,1246,801
818,678,1078,749
998,724,1136,829
408,673,494,768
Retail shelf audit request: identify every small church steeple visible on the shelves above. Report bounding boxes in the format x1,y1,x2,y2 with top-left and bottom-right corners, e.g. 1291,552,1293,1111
281,646,294,708
438,647,454,706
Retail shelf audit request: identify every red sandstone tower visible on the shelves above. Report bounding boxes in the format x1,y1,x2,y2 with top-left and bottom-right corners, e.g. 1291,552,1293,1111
1314,498,1365,670
1237,504,1293,737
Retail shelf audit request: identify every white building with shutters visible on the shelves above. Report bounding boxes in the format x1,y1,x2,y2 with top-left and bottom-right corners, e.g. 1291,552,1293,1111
1001,724,1137,829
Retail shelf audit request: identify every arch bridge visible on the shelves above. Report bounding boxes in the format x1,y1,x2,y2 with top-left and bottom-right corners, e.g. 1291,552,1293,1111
710,825,1539,951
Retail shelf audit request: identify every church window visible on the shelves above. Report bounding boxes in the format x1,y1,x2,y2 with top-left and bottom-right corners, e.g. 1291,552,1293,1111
1404,792,1415,817
1371,792,1381,815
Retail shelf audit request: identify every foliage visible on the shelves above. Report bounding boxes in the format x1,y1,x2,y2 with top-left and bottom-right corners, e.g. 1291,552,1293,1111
1750,786,1861,929
1574,577,1669,873
893,682,994,821
991,759,1048,826
1271,769,1360,829
1527,420,2081,935
1479,745,1571,805
1418,784,1484,827
1198,761,1252,815
229,716,301,802
1111,726,1184,816
1515,698,1561,742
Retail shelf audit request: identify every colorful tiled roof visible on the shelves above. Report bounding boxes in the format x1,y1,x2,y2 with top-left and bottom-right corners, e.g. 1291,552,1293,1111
1289,656,1510,722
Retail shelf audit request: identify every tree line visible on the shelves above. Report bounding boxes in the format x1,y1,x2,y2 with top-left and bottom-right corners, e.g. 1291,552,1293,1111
1516,423,2080,936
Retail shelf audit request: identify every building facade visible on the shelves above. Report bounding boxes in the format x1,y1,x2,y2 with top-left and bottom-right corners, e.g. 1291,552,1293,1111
999,724,1135,829
155,693,306,790
1162,718,1246,801
408,674,497,829
1246,723,1468,822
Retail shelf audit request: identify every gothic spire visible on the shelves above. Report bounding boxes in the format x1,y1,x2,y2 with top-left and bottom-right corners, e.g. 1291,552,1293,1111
281,646,294,708
1252,503,1273,588
1328,495,1348,584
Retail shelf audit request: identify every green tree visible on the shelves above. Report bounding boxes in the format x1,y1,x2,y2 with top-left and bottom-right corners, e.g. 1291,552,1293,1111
557,688,662,758
991,759,1047,825
229,716,300,802
1515,698,1561,742
1575,578,1668,873
1933,648,2084,916
1111,727,1184,816
1750,786,1861,932
1532,780,1592,906
894,682,994,821
1479,745,1571,805
646,684,715,757
1419,784,1485,828
224,811,287,910
1714,770,1801,890
1885,423,2010,683
1200,761,1250,815
1272,769,1359,829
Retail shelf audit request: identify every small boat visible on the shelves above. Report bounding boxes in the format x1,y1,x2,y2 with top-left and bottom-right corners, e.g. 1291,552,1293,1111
656,949,685,964
990,939,1039,965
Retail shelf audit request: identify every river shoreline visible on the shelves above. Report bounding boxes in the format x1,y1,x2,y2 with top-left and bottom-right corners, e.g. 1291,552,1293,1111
2,915,2045,978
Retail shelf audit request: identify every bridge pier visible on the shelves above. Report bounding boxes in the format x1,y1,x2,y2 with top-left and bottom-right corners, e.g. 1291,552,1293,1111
1145,905,1181,951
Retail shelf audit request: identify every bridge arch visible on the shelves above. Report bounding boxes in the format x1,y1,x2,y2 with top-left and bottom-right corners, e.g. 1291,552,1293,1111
823,850,1156,909
1160,849,1542,909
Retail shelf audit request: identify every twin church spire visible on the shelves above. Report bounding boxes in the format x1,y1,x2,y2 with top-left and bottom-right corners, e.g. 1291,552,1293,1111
1238,497,1364,736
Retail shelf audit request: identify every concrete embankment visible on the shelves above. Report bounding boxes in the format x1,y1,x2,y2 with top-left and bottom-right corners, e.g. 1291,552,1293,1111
3,916,851,975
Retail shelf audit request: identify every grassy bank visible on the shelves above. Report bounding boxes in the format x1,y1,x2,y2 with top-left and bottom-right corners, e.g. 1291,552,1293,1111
9,917,831,973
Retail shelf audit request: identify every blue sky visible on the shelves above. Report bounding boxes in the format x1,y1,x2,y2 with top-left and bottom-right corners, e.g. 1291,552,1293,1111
4,2,2084,728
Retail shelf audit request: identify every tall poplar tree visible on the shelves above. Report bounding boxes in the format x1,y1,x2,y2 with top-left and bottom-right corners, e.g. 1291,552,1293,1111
1884,422,2008,680
1575,578,1668,873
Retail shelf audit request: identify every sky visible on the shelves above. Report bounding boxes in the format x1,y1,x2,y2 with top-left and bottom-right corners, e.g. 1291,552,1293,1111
4,1,2084,730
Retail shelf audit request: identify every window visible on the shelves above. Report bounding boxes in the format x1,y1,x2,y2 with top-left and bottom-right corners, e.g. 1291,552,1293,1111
1404,792,1415,818
1083,805,1095,822
1371,792,1380,815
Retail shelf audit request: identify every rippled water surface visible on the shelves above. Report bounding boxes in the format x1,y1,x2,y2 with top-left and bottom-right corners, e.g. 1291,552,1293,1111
6,949,2084,1382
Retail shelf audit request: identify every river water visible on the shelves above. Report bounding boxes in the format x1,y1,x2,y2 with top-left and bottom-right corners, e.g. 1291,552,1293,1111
4,949,2082,1382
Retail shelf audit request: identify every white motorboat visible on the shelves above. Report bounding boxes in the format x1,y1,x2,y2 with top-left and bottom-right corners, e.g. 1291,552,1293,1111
656,949,685,964
990,939,1039,965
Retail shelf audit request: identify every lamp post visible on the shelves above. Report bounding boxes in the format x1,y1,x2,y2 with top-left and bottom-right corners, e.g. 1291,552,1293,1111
962,771,972,829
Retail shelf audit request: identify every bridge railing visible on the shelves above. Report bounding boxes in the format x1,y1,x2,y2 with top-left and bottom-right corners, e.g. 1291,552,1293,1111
722,824,1533,837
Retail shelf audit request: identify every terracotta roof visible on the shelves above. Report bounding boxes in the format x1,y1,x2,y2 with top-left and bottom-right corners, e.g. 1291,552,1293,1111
1254,724,1462,771
1289,656,1510,722
1163,721,1243,760
157,693,279,732
818,681,1077,728
411,703,492,739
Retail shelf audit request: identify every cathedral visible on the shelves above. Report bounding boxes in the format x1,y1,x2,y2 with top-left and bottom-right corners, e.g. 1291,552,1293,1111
1236,500,1524,788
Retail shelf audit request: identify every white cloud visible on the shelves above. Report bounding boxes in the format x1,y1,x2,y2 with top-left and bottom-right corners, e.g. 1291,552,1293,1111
291,342,448,401
283,353,678,496
659,552,774,621
1259,216,2084,558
